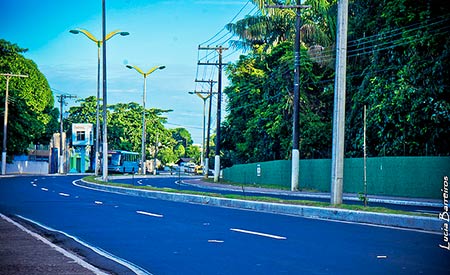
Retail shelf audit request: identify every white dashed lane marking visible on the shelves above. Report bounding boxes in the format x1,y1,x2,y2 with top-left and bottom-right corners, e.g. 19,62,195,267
136,210,164,218
59,193,70,197
208,240,224,243
230,228,287,240
41,188,48,191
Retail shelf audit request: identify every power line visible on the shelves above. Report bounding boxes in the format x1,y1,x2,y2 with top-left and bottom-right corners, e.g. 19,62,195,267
200,0,252,45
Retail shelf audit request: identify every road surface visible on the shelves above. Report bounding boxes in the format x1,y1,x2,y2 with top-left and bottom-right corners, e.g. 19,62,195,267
0,175,448,274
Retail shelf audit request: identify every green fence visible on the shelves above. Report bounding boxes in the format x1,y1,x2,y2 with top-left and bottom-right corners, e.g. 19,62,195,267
222,156,450,199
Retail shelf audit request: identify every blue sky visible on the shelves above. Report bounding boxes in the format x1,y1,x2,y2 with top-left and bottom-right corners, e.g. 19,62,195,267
1,0,256,143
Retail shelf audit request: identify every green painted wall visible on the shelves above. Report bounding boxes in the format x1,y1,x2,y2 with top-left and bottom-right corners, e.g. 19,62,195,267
222,156,450,199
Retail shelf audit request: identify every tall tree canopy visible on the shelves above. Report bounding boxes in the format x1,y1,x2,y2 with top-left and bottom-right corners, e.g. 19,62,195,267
220,0,449,165
345,0,450,157
0,39,58,156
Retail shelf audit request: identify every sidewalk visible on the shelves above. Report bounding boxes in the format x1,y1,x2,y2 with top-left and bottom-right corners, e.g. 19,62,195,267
0,214,107,275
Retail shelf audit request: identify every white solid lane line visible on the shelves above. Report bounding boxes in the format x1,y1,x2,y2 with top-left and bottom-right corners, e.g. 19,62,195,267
59,193,70,197
136,210,164,218
230,228,287,240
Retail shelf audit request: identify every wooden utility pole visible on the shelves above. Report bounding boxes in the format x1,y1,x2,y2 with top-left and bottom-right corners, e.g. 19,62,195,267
198,46,228,182
1,73,28,175
194,79,217,178
266,1,310,191
56,94,77,174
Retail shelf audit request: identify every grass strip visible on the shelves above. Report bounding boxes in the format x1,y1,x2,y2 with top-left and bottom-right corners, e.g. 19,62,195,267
83,176,433,217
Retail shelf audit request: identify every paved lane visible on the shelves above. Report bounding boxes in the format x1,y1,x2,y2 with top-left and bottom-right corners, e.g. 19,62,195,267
0,175,448,274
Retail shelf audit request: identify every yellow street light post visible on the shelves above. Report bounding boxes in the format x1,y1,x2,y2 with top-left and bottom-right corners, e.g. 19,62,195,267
188,91,212,172
70,28,129,176
126,64,165,175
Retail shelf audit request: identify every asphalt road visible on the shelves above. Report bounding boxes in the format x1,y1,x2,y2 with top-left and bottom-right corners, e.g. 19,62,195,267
111,175,441,214
0,175,448,274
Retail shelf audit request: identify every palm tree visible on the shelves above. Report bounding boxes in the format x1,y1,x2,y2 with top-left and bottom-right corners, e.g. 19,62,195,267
227,0,336,56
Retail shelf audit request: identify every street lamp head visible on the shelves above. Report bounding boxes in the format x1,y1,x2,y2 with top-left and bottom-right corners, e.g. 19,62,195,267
188,91,194,95
126,65,133,69
69,29,80,34
159,66,166,70
119,32,130,36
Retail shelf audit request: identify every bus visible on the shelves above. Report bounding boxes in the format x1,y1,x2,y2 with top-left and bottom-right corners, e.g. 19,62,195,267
108,150,139,174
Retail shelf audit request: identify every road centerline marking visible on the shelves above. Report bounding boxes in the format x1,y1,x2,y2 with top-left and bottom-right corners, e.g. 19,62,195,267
136,210,164,218
230,228,287,240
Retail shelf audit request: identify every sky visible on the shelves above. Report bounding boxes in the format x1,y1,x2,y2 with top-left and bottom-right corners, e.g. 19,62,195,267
1,0,257,144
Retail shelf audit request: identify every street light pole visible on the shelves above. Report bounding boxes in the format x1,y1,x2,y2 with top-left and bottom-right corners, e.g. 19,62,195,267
102,0,108,181
126,64,165,175
189,90,213,168
1,73,28,175
69,28,129,176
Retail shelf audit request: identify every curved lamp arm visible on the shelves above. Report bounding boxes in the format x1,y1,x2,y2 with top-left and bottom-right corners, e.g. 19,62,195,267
126,64,165,77
70,28,129,46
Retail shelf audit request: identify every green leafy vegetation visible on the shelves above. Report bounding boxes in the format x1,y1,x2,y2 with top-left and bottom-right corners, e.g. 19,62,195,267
0,39,59,157
66,99,201,166
221,0,449,166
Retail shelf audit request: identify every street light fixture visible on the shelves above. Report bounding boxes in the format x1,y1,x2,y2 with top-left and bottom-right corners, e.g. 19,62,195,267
126,64,165,175
69,28,129,176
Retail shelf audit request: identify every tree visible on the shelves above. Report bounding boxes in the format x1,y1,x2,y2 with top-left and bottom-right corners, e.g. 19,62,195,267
222,40,334,164
66,99,176,163
66,98,207,166
345,0,450,156
221,0,449,165
0,39,58,156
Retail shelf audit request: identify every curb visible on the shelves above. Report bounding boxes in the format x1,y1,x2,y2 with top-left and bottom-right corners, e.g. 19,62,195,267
78,180,442,233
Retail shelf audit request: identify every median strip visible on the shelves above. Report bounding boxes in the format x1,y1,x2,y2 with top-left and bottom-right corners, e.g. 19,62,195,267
76,178,441,232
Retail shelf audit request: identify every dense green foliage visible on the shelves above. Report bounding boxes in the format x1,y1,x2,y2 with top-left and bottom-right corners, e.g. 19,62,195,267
221,0,449,165
346,0,450,157
0,39,58,157
66,97,200,166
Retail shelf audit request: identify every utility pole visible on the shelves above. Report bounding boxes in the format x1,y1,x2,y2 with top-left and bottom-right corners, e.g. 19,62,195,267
194,79,217,178
266,1,310,191
1,73,28,175
198,46,228,182
363,105,367,207
57,94,77,174
330,0,349,205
